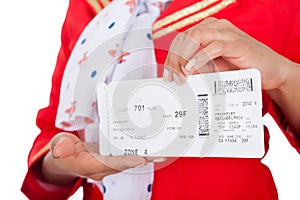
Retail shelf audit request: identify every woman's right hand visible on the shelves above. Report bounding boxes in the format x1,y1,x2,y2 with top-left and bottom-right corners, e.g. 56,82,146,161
42,132,152,184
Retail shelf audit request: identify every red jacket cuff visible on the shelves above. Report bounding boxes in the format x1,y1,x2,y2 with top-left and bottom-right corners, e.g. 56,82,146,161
269,101,300,153
21,158,83,200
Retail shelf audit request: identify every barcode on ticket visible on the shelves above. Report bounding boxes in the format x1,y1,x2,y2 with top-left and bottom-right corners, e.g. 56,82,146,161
214,78,253,94
197,94,209,136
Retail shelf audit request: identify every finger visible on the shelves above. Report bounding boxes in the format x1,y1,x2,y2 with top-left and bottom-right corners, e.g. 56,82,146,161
53,137,76,158
98,155,148,171
176,19,218,68
164,65,186,85
184,48,213,73
172,72,186,85
181,20,236,60
164,52,187,84
164,43,187,84
178,34,201,68
50,132,85,158
163,68,172,82
185,40,232,73
165,19,225,79
66,154,149,182
99,156,167,170
181,65,191,76
164,33,186,76
163,53,175,82
165,35,199,78
75,154,148,175
145,157,167,163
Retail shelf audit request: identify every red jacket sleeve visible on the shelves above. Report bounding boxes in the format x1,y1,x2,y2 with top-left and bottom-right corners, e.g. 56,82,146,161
21,0,110,199
268,4,300,154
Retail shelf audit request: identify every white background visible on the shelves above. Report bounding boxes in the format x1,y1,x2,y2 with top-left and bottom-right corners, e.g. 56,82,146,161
0,0,299,199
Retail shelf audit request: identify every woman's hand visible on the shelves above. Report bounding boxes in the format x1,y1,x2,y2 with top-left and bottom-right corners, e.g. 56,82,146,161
164,17,293,91
164,17,300,134
42,132,156,184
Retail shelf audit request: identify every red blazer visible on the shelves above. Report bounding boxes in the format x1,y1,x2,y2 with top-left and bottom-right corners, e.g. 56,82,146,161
22,0,300,199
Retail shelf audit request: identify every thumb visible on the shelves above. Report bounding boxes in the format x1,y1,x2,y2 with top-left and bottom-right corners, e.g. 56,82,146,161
50,132,82,158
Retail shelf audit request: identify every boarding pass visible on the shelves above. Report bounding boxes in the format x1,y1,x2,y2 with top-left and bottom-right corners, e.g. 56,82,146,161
97,69,264,158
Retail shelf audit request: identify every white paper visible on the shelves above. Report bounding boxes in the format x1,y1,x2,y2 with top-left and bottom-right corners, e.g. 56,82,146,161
97,69,264,158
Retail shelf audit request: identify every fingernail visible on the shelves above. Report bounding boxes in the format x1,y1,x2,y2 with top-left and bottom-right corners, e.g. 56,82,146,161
173,73,181,85
179,73,186,84
167,71,174,82
135,163,146,168
163,69,169,82
53,147,61,158
181,66,190,76
173,73,186,85
153,157,166,162
185,58,196,72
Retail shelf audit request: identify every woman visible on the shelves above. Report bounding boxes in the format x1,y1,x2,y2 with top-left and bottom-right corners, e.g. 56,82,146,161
22,0,300,199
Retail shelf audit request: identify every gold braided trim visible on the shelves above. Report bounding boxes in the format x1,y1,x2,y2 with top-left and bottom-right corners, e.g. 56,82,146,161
30,142,50,163
153,0,236,39
100,0,110,7
153,0,219,31
86,0,102,13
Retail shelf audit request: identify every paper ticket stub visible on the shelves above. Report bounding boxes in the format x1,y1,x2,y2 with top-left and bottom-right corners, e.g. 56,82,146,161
97,69,264,158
